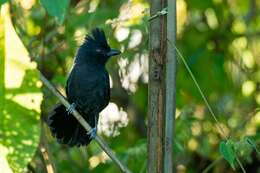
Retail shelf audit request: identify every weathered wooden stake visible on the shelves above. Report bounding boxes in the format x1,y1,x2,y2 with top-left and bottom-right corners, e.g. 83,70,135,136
148,0,176,172
148,0,166,172
164,0,176,172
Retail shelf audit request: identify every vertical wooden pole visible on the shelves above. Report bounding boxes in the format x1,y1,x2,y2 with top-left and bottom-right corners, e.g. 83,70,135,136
164,0,176,172
148,0,167,172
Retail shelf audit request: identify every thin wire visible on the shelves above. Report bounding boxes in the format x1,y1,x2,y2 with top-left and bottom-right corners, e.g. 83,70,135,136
167,40,227,138
167,40,246,173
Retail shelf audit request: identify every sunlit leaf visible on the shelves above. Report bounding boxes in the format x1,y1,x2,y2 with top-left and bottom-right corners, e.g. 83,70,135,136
40,0,69,24
0,5,42,172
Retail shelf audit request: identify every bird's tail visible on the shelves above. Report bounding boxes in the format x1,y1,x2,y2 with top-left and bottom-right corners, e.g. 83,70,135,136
47,103,93,147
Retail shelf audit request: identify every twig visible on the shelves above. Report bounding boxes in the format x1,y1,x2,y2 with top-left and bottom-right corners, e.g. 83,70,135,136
39,72,132,173
202,156,223,173
235,157,246,173
40,124,56,173
40,146,55,173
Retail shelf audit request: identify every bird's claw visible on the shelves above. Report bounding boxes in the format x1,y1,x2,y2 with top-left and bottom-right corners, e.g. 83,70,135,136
66,103,76,115
87,127,97,139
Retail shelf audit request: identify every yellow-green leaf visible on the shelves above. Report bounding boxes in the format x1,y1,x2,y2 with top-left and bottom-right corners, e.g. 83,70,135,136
0,5,42,173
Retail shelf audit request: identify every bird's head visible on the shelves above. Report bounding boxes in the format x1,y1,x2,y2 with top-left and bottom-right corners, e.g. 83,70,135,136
77,28,121,65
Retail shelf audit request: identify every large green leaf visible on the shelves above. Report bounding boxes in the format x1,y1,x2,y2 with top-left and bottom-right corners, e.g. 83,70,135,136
40,0,70,24
0,6,42,173
0,0,8,6
219,140,236,169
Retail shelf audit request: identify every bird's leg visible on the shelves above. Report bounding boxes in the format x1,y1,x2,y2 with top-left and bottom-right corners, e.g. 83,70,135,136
66,102,77,115
87,115,97,139
87,127,97,139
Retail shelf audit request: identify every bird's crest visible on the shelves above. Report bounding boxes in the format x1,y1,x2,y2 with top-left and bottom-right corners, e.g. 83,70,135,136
83,28,109,50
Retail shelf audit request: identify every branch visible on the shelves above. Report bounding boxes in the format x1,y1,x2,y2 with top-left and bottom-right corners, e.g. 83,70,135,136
40,146,55,173
39,72,132,173
202,157,223,173
40,123,56,173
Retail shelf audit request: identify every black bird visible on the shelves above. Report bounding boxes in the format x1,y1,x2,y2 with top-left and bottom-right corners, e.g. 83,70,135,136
47,28,121,147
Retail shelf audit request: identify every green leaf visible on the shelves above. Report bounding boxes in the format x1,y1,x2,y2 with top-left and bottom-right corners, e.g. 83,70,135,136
0,0,8,6
40,0,70,24
0,8,42,172
219,140,236,169
233,139,252,158
173,139,184,153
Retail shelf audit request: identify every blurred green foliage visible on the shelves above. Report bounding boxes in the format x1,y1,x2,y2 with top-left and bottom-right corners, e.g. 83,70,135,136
0,0,259,172
40,0,69,24
0,0,8,6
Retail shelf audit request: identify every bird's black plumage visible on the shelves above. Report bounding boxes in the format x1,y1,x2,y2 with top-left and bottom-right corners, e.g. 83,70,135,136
47,28,121,147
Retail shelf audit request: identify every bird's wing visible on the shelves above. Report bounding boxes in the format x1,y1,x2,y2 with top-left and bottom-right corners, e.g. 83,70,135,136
66,65,110,115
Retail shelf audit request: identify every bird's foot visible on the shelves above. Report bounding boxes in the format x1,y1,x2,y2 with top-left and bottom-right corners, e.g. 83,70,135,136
66,103,76,115
87,127,97,139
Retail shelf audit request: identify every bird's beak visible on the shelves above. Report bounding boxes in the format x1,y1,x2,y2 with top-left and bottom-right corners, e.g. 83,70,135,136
107,48,121,57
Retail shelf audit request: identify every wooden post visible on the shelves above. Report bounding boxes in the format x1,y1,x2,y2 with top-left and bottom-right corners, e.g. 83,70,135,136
164,0,176,172
148,0,176,172
148,0,167,172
